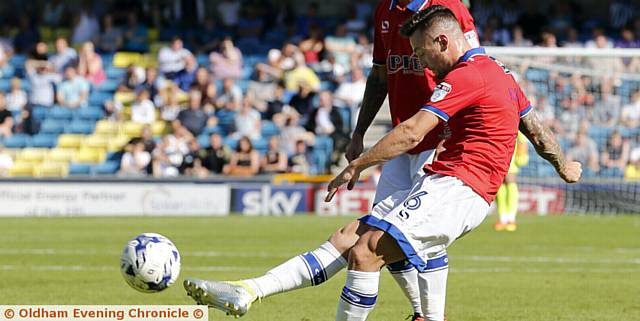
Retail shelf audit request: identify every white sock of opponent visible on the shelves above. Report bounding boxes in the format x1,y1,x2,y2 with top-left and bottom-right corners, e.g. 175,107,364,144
335,270,380,321
418,253,449,321
245,241,346,298
387,260,422,315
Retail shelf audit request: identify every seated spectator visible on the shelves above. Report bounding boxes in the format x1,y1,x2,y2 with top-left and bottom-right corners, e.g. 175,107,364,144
289,81,316,119
232,97,262,140
210,37,243,81
192,67,217,112
345,6,367,38
224,136,260,177
119,138,151,177
0,44,14,79
140,125,156,154
247,68,277,111
324,24,356,70
57,66,90,108
621,90,640,128
131,89,156,124
158,37,192,80
284,56,321,92
122,12,148,52
354,32,373,69
334,67,366,128
508,25,533,47
0,93,13,138
25,59,60,107
288,140,311,175
15,105,39,135
179,139,201,176
567,129,600,176
315,53,347,84
6,78,27,112
593,79,622,126
280,113,315,156
198,133,232,176
261,136,288,174
299,25,325,65
160,85,183,122
77,42,106,86
175,55,198,92
118,64,145,93
0,144,13,177
626,145,640,180
176,89,215,136
600,130,630,175
152,126,192,177
97,14,123,53
50,37,77,73
263,83,288,126
215,78,243,111
29,42,49,62
137,67,166,103
306,91,349,165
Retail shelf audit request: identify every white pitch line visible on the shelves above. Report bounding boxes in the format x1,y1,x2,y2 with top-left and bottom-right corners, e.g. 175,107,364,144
1,248,639,265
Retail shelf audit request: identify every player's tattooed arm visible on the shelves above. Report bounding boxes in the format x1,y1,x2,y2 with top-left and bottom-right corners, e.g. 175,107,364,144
353,64,388,136
519,110,581,183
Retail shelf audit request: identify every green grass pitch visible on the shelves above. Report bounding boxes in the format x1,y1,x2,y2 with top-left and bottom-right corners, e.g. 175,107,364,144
0,214,639,321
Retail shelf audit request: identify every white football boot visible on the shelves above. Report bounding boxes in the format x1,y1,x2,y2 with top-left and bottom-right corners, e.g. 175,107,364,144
184,278,258,317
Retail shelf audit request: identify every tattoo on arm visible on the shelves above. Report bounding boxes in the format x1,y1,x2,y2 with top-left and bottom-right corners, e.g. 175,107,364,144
353,65,388,136
519,110,566,173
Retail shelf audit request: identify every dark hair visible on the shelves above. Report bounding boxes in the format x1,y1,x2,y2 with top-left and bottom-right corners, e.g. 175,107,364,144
237,136,253,153
400,5,458,38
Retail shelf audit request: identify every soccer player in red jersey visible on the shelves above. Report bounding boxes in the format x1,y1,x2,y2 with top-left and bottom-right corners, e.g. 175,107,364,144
185,2,479,320
326,6,582,321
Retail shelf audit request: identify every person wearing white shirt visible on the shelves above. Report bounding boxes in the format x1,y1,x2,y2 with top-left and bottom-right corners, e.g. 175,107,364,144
131,89,156,124
334,68,367,129
158,37,192,79
6,78,27,112
621,90,640,128
233,97,262,140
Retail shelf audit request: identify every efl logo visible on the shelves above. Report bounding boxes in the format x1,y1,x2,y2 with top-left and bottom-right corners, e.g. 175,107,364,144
431,82,452,102
381,20,390,33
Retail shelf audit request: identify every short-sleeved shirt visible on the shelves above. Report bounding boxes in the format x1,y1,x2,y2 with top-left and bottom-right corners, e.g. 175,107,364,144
58,77,90,107
422,48,533,204
373,0,479,154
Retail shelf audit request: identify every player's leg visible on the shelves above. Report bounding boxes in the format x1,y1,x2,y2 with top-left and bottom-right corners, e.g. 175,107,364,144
504,172,519,231
495,182,509,230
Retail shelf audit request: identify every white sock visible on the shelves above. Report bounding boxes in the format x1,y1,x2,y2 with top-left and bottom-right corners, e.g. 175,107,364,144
336,270,380,321
387,260,422,315
507,212,516,223
245,241,347,298
418,253,449,321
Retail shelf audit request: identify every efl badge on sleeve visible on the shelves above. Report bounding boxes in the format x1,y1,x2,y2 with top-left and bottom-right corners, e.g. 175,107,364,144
430,82,452,102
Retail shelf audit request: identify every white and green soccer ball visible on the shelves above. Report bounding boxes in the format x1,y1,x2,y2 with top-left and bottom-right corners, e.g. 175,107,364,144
120,233,181,293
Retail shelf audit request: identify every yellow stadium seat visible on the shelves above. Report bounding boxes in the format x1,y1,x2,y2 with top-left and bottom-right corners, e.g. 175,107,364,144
149,42,168,56
73,148,106,164
8,162,35,177
108,135,131,152
54,28,70,40
95,120,121,136
151,121,168,136
139,54,158,68
113,52,142,68
17,148,48,163
82,135,109,149
57,134,84,149
34,162,69,178
176,91,189,105
47,148,77,163
114,92,136,106
3,149,20,160
147,28,159,43
123,122,144,137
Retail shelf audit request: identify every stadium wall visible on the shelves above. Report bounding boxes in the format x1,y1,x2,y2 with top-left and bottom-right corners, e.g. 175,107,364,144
0,179,637,216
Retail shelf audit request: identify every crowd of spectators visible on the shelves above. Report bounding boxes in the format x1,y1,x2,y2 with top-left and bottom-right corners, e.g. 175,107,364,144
0,0,637,180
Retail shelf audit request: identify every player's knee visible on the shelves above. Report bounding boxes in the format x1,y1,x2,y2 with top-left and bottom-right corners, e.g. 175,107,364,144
349,242,378,268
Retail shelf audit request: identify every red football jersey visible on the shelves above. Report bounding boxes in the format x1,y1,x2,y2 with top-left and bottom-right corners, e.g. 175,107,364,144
422,48,533,204
373,0,479,154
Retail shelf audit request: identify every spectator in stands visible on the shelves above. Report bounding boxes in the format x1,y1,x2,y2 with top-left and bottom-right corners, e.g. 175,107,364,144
215,78,243,111
217,0,241,29
621,90,640,128
345,5,367,38
0,144,13,176
198,133,231,176
160,84,182,122
15,104,39,136
263,83,288,126
567,129,600,176
334,67,366,128
179,139,201,176
0,93,13,138
289,81,316,123
210,37,243,81
71,5,100,45
626,144,640,180
13,16,39,54
601,130,630,176
192,67,217,112
616,27,640,71
175,55,198,92
57,66,90,108
507,25,533,47
25,59,60,107
118,64,144,93
288,140,311,175
97,14,123,53
587,31,624,72
152,135,184,177
131,89,156,125
30,42,49,62
158,37,192,80
140,125,156,154
299,25,325,65
50,38,78,73
0,44,13,79
119,138,151,177
261,136,288,174
137,67,166,104
122,12,148,52
316,53,347,84
354,33,373,69
177,89,213,136
6,78,27,112
562,28,583,48
247,68,277,112
305,90,349,165
280,113,314,156
77,42,106,86
285,56,321,92
223,136,260,177
594,79,622,126
324,24,356,70
232,97,262,140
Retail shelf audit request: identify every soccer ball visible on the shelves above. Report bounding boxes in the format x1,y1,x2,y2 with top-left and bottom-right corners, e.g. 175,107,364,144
120,233,181,293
